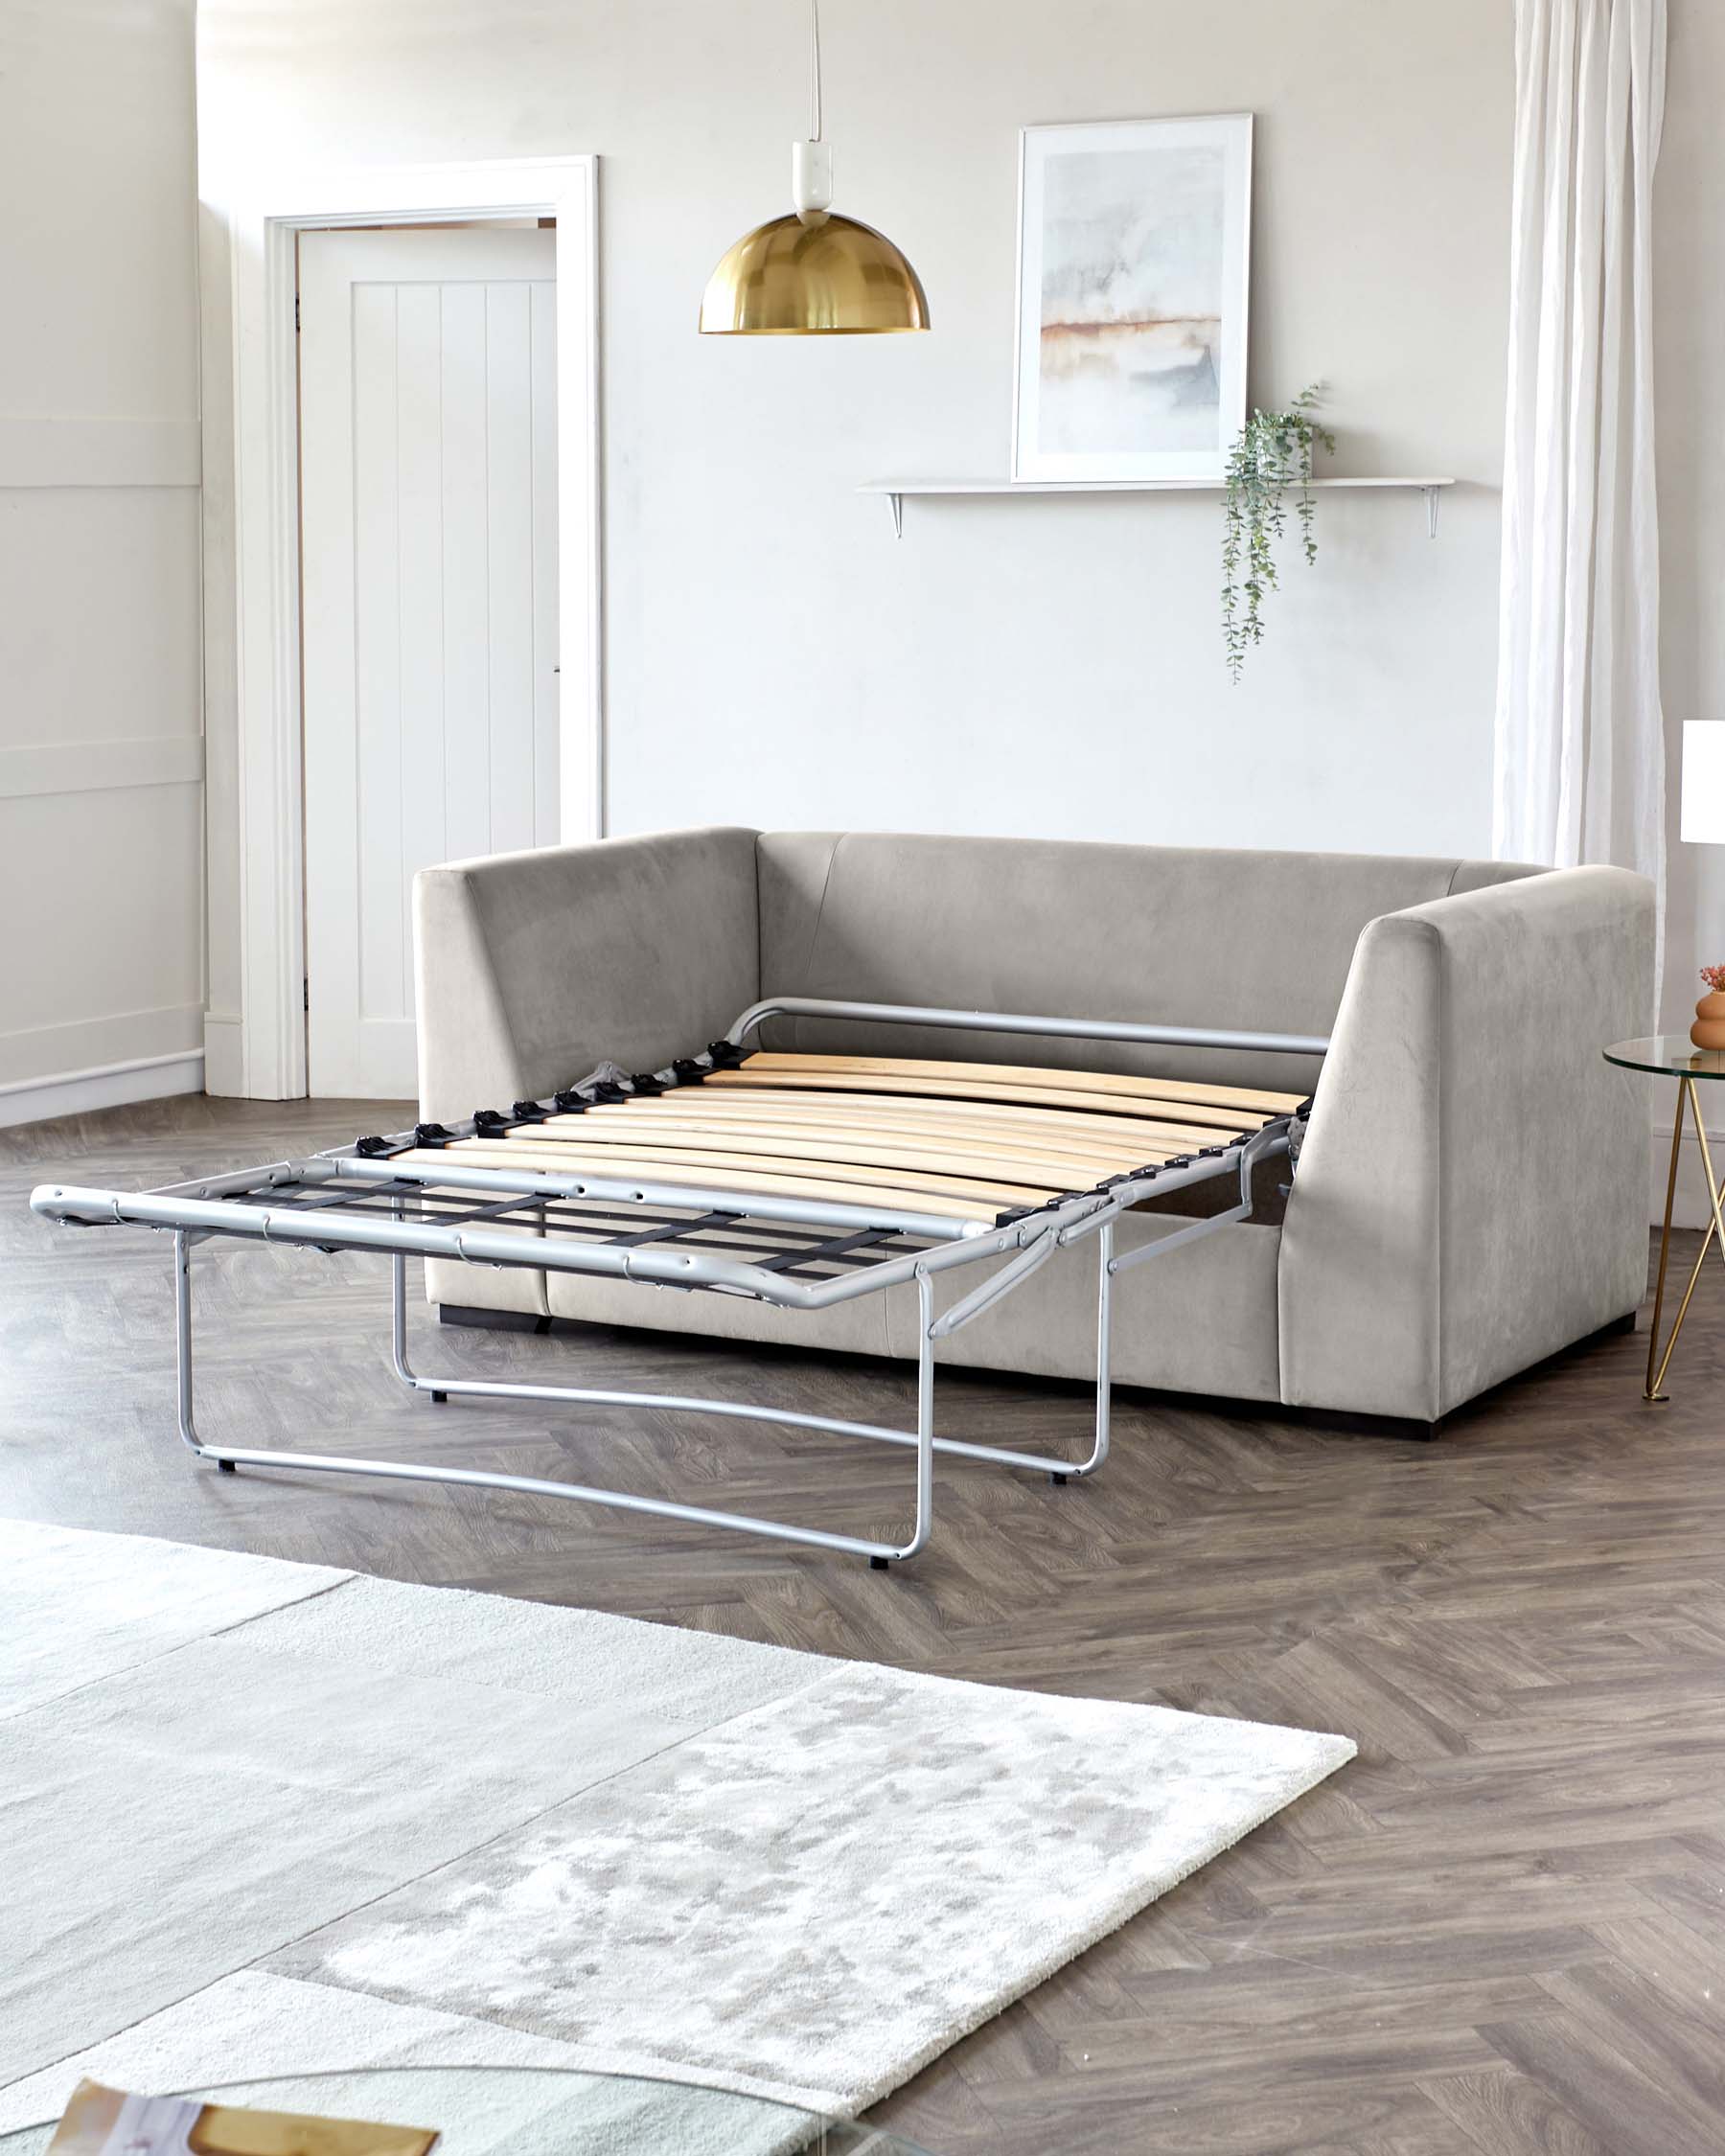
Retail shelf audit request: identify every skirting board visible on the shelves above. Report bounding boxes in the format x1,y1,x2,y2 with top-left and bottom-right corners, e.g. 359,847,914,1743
202,1013,245,1099
0,1049,203,1132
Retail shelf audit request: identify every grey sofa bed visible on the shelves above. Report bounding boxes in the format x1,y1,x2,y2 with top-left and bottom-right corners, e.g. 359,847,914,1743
414,827,1654,1432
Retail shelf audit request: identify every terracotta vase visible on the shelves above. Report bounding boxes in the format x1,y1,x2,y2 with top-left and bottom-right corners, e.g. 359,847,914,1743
1692,991,1725,1051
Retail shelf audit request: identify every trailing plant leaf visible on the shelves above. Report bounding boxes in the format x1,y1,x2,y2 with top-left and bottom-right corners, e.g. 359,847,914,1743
1221,383,1336,682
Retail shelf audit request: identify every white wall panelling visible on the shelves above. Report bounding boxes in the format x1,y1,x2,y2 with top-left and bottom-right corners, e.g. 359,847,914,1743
0,739,205,799
0,417,200,490
0,0,203,1126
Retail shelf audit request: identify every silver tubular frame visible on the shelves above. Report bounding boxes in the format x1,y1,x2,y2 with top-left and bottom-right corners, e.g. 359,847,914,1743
171,1228,945,1563
161,1222,1118,1565
33,992,1313,1565
727,995,1331,1060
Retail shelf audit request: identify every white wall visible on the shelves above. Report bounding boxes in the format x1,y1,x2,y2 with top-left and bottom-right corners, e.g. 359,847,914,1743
195,0,1511,1040
196,0,1723,1184
0,0,203,1128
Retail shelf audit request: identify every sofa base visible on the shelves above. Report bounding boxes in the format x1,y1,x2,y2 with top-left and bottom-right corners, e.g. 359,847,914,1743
442,1304,555,1336
434,1305,1641,1444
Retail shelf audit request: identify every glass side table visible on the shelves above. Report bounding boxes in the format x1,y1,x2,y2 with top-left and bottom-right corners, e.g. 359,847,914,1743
0,2066,938,2156
1603,1037,1725,1400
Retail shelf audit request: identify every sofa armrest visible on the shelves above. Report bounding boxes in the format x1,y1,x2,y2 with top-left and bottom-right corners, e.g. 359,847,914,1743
412,825,761,1122
1277,864,1654,1421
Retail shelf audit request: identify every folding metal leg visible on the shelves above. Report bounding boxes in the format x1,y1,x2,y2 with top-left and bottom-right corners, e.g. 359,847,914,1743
168,1224,1116,1564
174,1231,938,1562
387,1226,1115,1486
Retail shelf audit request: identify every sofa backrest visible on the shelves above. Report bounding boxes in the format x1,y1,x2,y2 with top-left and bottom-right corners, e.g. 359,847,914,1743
755,832,1541,1091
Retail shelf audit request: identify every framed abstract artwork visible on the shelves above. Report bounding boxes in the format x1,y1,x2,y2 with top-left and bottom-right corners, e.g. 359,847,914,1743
1012,114,1253,483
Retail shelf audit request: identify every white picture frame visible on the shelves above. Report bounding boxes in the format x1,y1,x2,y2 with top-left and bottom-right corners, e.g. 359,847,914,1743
1012,114,1253,484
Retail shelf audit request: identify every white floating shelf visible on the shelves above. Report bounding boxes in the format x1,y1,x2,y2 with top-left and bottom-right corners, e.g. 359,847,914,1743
860,474,1457,538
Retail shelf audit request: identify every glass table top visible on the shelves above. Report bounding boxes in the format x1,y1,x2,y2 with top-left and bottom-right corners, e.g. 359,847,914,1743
1603,1036,1725,1080
0,2066,936,2156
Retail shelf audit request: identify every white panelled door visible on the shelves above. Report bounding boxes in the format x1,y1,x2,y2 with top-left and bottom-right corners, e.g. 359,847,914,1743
299,225,559,1099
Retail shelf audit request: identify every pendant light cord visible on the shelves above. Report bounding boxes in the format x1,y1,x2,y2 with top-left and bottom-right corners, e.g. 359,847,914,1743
809,0,822,140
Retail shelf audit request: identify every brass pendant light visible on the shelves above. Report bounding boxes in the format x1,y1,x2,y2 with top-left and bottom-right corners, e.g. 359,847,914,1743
699,0,930,335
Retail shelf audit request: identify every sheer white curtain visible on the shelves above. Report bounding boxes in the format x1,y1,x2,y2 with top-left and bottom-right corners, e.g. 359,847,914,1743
1494,0,1667,895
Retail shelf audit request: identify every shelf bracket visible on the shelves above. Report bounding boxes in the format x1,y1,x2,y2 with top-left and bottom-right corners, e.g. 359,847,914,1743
886,490,904,540
1424,485,1440,539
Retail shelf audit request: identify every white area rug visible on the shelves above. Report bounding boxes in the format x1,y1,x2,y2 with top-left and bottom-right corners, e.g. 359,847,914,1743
0,1520,1353,2136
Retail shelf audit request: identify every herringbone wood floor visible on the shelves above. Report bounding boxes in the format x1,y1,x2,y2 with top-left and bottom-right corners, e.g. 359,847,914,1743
6,1095,1724,2155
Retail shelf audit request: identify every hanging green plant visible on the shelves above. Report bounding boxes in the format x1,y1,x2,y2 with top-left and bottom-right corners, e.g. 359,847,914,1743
1220,384,1335,682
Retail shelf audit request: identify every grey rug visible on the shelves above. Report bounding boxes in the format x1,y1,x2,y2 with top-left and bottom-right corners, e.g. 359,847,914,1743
0,1520,1352,2137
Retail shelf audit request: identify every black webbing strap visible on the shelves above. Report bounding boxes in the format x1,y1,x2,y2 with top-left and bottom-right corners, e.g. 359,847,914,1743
248,1177,424,1215
427,1190,563,1228
752,1226,899,1275
599,1207,737,1251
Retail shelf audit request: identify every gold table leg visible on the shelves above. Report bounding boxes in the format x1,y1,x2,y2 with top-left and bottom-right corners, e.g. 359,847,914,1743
1645,1075,1725,1401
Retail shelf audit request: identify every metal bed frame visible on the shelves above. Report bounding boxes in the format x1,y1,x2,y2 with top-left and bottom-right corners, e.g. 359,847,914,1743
31,998,1325,1566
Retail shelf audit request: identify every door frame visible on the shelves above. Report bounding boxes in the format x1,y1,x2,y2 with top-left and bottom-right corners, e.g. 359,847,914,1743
221,156,599,1099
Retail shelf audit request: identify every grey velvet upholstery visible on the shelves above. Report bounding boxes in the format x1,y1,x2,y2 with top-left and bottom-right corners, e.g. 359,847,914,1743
1278,864,1654,1420
415,825,759,1118
414,830,1653,1424
416,826,757,1318
754,833,1518,1096
543,1204,1284,1402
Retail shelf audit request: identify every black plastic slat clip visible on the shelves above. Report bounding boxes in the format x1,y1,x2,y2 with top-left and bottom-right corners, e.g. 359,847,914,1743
413,1122,454,1148
670,1058,707,1085
704,1039,746,1068
355,1135,393,1158
552,1089,588,1113
510,1099,553,1123
627,1071,666,1096
472,1109,514,1137
588,1080,630,1105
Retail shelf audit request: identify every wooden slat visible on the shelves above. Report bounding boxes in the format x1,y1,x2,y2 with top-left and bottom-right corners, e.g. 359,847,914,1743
606,1089,1260,1147
740,1050,1307,1114
588,1095,1203,1154
469,1135,1055,1204
411,1143,1010,1224
526,1113,1153,1181
707,1068,1280,1128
